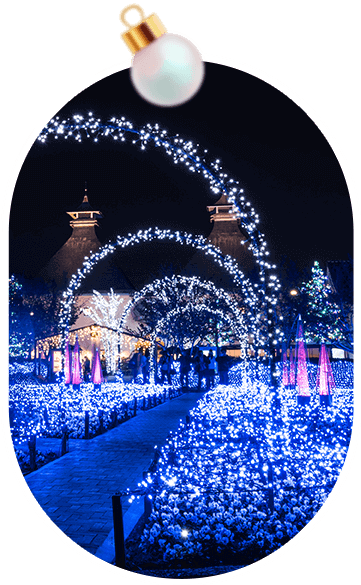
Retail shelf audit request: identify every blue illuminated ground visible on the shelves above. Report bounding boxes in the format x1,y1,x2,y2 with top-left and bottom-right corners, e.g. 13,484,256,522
132,378,353,568
9,360,353,571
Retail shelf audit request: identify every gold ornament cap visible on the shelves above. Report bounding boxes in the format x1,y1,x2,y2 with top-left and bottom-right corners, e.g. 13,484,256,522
120,5,166,55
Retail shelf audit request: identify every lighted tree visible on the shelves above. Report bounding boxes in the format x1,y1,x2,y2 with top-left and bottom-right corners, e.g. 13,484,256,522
316,343,335,402
83,289,125,374
12,276,80,352
123,275,246,355
92,347,103,385
9,275,34,360
301,261,353,352
64,339,72,385
72,337,82,386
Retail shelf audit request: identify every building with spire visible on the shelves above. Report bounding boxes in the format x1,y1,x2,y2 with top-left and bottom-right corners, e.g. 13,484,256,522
41,184,103,288
38,186,137,371
183,194,255,287
207,194,254,268
38,189,257,371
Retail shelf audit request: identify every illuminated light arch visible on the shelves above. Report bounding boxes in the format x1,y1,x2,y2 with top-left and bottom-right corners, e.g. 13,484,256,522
118,274,251,350
38,113,282,298
119,275,248,332
59,229,281,347
38,113,285,352
148,302,248,385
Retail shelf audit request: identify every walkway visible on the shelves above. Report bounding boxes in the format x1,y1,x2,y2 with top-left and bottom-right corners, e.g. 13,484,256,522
25,392,203,556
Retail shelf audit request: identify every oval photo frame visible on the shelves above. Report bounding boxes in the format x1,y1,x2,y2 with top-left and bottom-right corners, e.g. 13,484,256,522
4,54,358,582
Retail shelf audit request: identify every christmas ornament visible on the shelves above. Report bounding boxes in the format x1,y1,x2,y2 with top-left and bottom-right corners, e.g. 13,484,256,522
120,4,204,107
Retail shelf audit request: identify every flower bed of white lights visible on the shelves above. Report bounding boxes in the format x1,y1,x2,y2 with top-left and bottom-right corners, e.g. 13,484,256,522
229,360,355,396
9,369,175,443
38,114,283,348
126,379,353,568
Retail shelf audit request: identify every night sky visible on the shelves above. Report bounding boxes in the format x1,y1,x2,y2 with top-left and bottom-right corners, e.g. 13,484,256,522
9,62,353,288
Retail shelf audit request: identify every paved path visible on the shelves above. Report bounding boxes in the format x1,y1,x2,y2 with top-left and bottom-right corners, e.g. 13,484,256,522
25,392,203,555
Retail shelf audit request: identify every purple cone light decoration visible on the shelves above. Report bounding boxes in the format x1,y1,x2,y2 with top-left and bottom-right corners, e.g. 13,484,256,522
64,339,72,385
289,346,295,387
316,343,335,405
91,344,96,381
295,316,310,404
282,343,289,386
72,337,82,387
92,348,103,386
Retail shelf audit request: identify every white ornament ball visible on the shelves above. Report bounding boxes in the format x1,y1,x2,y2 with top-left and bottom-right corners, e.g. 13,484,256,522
131,34,204,107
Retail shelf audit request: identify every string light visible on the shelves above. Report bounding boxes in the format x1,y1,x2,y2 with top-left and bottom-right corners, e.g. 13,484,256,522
9,374,174,444
147,301,246,384
81,289,125,374
118,275,251,383
59,228,285,354
36,112,289,367
38,113,282,300
134,371,353,565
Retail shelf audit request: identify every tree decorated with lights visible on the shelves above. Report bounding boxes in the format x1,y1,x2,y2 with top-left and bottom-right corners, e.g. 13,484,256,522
10,276,81,366
295,316,310,402
121,275,246,355
40,114,285,356
9,275,33,360
64,339,72,385
316,342,336,404
83,289,125,375
301,261,351,350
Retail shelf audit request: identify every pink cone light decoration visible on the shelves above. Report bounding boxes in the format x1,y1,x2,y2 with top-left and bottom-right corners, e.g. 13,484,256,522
282,343,289,386
316,343,336,401
91,344,97,381
295,316,310,399
289,347,295,387
64,339,72,385
72,337,82,386
92,348,103,386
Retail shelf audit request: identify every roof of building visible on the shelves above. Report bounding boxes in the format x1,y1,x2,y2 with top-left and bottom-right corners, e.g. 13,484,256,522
39,192,134,293
182,194,255,287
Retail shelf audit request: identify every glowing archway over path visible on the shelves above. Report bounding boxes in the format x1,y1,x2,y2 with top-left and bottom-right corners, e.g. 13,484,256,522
39,113,280,293
148,302,248,385
59,228,284,349
39,113,285,351
118,274,248,348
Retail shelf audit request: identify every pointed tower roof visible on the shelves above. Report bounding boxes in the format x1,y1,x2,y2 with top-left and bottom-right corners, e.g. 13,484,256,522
40,187,103,288
66,182,103,228
206,195,253,268
40,185,135,293
182,195,255,288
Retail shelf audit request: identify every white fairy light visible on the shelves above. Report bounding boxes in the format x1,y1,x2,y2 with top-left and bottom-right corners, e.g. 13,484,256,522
59,229,283,351
81,289,124,374
36,113,289,363
38,113,279,289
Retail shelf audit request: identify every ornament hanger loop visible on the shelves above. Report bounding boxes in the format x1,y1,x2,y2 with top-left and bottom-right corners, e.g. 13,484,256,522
120,6,166,55
120,4,145,30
